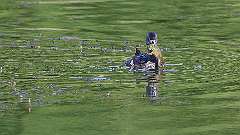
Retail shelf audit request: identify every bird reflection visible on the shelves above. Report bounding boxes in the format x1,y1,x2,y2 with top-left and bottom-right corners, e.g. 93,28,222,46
145,70,162,101
136,69,162,101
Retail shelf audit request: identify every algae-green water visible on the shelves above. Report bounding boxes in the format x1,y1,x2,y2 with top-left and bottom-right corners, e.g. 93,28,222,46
0,0,240,135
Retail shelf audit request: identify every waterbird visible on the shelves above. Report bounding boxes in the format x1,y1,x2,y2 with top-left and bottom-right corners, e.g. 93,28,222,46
125,32,164,72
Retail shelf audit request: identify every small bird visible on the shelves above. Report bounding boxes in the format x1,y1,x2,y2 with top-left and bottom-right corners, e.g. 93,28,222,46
127,32,164,71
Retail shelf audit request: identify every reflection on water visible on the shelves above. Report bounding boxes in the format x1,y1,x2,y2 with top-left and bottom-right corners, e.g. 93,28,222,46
143,68,176,101
135,63,180,101
145,71,161,101
135,69,163,101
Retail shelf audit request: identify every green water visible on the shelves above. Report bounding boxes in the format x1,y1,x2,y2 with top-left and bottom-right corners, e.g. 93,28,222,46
0,0,240,135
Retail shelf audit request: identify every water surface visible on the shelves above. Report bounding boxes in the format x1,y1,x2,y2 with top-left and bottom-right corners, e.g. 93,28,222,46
0,0,240,135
